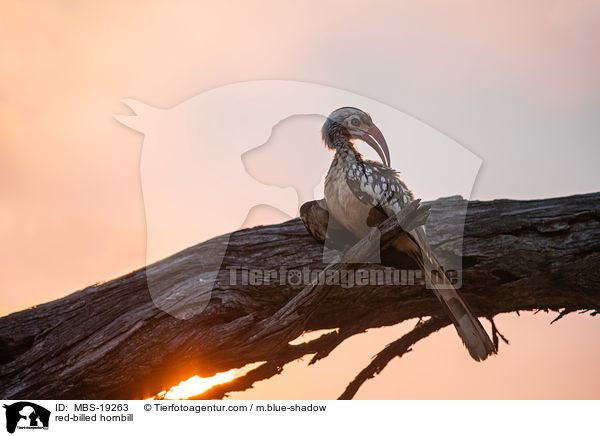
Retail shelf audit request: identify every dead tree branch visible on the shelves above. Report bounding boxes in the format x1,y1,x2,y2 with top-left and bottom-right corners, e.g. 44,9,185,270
0,193,598,399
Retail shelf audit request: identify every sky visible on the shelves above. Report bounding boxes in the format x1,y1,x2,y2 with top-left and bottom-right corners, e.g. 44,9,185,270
0,0,599,399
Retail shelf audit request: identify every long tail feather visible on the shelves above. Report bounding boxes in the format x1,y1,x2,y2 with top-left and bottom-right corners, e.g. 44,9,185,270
391,231,497,361
425,267,497,361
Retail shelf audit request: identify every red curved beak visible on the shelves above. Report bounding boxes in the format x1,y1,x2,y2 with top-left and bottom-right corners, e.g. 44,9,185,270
362,124,391,167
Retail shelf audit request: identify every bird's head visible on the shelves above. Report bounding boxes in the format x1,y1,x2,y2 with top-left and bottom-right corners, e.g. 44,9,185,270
322,107,390,166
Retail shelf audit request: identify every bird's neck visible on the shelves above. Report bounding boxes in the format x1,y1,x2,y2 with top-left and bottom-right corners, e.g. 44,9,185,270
331,143,363,171
323,119,363,167
323,120,352,150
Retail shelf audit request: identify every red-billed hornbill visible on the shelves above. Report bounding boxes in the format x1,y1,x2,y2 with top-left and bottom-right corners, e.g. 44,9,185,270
315,106,496,361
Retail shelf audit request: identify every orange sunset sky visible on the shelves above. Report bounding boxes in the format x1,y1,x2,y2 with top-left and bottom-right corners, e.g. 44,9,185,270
1,0,599,399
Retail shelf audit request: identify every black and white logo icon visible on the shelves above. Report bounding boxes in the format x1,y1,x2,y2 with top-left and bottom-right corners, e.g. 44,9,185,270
3,402,50,434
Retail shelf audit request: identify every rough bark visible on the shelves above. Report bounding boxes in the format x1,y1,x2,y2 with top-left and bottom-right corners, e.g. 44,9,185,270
0,193,599,400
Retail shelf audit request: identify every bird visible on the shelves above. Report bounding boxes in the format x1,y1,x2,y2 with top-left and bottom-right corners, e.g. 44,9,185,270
314,106,496,361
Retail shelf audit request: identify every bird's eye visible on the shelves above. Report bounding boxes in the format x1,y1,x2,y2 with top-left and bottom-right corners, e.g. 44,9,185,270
350,118,360,127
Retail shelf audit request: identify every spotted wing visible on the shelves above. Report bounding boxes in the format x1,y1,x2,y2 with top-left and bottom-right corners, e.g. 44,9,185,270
346,160,496,361
344,159,413,217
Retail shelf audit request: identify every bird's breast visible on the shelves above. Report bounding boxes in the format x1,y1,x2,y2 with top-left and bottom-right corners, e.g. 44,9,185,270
324,164,373,238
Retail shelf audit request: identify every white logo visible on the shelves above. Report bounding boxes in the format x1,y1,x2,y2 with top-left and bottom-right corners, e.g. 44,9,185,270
115,80,480,319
